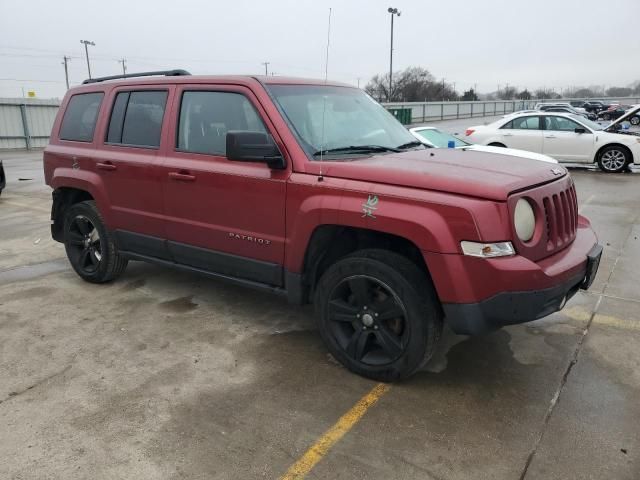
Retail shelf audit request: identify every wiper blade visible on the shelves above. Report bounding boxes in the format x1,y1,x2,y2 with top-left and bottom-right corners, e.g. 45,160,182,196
312,144,400,156
396,140,425,150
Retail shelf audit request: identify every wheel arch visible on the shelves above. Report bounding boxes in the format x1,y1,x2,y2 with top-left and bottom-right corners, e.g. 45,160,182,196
297,225,440,309
594,143,633,165
51,187,95,242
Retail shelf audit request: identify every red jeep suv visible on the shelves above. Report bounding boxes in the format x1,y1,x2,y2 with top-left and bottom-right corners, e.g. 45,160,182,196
44,70,602,381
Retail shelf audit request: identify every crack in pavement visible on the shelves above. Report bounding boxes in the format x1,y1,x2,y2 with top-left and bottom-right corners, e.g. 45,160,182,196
0,365,72,406
519,211,639,480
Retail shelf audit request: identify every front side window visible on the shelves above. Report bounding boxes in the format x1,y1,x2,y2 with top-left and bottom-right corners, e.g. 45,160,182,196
177,91,267,155
59,92,104,142
106,90,168,148
266,85,419,159
545,116,582,132
502,116,540,130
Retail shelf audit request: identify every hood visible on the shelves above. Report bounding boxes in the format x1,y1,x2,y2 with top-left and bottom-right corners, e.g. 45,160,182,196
606,104,640,130
315,149,567,201
460,145,558,163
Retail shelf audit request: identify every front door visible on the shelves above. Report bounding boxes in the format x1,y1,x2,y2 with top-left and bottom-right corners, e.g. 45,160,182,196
160,85,289,286
542,115,594,162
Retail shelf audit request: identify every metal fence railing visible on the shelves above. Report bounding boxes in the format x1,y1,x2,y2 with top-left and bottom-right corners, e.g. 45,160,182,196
0,98,60,150
1,96,639,151
382,97,640,125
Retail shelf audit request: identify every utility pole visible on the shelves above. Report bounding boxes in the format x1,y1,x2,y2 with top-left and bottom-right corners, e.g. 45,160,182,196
61,56,70,89
357,77,361,88
442,78,445,101
80,40,95,79
387,7,401,102
118,58,127,76
261,62,270,76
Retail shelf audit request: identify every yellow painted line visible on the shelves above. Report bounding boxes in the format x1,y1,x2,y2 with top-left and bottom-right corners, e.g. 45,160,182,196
593,314,640,331
280,382,390,480
2,200,50,214
563,306,640,331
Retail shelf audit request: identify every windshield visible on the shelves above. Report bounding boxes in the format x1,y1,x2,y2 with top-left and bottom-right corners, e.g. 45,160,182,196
266,84,419,159
413,128,470,148
569,114,604,131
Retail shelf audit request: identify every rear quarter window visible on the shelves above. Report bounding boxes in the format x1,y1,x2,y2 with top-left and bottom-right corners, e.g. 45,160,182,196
59,92,104,142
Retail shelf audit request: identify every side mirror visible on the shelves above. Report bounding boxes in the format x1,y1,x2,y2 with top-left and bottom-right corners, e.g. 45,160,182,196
574,127,587,134
226,131,286,170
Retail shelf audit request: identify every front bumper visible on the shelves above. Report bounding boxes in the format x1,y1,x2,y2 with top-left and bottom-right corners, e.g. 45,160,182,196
443,246,600,335
424,223,601,335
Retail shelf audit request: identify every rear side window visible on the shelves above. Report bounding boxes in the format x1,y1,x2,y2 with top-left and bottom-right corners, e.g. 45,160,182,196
502,116,540,130
106,90,168,148
59,92,104,142
177,91,267,155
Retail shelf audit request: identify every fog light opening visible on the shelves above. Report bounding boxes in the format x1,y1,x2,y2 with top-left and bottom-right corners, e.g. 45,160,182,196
558,295,568,310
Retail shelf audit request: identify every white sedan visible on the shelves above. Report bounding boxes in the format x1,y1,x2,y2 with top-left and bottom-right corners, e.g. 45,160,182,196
409,126,557,163
465,106,640,172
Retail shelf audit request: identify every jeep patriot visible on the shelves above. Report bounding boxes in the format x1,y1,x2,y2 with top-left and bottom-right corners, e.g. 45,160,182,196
44,70,602,381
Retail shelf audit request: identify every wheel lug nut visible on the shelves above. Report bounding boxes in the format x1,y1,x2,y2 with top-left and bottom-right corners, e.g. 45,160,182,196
374,325,378,330
374,313,378,317
363,306,368,310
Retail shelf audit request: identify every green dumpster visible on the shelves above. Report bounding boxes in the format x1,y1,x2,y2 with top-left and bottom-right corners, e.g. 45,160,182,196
388,108,412,125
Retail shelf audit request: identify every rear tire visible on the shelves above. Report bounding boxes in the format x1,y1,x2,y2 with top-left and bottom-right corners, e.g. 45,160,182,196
597,145,630,173
314,249,442,382
63,200,128,283
631,116,640,126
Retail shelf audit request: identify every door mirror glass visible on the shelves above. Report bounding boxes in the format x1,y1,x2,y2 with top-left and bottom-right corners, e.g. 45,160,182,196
226,131,285,169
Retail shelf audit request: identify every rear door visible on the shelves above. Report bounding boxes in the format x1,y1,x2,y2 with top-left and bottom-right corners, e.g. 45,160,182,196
94,86,175,258
498,115,543,152
159,85,288,286
542,115,594,162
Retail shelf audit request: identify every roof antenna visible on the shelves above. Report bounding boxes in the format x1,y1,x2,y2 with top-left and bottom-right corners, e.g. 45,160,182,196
318,7,332,182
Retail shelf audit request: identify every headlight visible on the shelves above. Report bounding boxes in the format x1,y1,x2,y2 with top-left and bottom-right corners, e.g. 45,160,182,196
514,198,535,242
461,241,515,258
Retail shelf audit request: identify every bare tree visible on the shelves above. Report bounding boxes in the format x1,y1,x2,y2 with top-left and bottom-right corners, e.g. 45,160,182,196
365,66,457,102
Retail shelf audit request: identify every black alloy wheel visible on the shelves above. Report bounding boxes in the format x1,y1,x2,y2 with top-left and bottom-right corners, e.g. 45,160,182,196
315,249,442,382
66,214,103,274
326,275,409,366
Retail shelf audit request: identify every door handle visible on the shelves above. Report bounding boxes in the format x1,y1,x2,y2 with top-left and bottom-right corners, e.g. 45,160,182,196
502,133,514,136
169,171,196,182
96,162,117,171
545,135,557,139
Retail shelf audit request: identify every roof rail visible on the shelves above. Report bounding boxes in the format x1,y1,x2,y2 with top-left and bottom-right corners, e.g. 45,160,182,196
82,69,191,85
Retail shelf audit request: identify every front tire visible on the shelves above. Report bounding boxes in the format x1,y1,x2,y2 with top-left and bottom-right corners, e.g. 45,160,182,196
630,116,640,126
597,145,630,173
314,249,442,382
63,200,128,283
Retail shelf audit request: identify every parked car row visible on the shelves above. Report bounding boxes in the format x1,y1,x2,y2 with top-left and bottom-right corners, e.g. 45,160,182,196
534,103,597,120
464,106,640,172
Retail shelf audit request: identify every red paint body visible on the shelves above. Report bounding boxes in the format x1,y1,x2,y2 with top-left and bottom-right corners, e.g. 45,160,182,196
44,76,598,306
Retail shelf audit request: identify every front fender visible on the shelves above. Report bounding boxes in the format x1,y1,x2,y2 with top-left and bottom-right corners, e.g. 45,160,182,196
284,174,485,272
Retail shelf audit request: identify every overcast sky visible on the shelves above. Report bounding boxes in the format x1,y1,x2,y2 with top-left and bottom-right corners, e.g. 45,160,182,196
1,0,638,99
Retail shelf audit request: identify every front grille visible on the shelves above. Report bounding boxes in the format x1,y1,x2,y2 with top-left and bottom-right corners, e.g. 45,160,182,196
543,183,578,251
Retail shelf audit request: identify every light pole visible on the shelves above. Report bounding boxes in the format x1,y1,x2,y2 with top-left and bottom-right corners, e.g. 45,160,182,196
118,58,127,76
80,40,95,79
261,62,270,76
387,7,401,102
